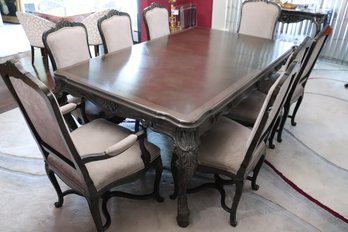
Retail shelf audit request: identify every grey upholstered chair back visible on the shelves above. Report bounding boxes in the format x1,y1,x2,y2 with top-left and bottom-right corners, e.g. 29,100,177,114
43,21,91,70
298,25,333,85
238,1,281,39
143,2,170,40
242,60,300,172
98,9,134,54
0,61,83,178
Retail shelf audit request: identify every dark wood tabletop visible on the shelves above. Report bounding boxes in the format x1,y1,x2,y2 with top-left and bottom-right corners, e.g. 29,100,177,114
55,28,293,126
55,27,294,227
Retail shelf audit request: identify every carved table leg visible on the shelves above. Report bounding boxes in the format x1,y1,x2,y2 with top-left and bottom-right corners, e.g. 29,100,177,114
173,129,199,227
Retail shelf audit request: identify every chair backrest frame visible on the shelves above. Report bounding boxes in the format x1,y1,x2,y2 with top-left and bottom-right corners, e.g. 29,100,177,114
238,0,281,39
0,60,93,193
143,2,170,40
98,9,134,54
238,60,301,177
298,25,333,87
42,21,91,71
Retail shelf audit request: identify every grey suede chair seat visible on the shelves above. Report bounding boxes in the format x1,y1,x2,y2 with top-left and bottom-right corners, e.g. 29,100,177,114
198,117,266,174
48,118,160,191
0,60,163,232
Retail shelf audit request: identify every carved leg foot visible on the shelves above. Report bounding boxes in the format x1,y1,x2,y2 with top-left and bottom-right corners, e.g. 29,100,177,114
230,181,244,227
291,96,303,126
45,163,64,208
250,155,265,191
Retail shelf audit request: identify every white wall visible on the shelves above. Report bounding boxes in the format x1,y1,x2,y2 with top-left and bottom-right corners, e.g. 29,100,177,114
212,0,228,30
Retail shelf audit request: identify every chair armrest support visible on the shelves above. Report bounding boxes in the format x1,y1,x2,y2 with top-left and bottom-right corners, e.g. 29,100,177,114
60,102,77,115
82,130,145,164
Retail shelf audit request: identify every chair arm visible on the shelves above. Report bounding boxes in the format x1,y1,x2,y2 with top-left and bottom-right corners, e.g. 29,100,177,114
82,130,145,163
60,102,78,115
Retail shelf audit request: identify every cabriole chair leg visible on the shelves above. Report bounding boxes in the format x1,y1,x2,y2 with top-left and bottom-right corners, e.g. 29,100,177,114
250,155,265,190
290,96,303,126
30,46,35,64
277,103,291,143
230,181,244,227
45,163,64,208
88,197,104,232
154,157,164,202
170,153,178,200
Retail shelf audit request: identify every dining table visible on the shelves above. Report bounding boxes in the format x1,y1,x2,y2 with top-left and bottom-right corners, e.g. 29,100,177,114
54,27,295,227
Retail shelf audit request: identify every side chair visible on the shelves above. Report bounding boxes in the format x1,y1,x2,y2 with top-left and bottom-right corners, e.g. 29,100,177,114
143,2,170,40
238,0,281,39
0,60,163,232
81,9,111,56
98,9,134,54
16,11,55,69
275,25,333,142
171,60,301,227
226,36,314,147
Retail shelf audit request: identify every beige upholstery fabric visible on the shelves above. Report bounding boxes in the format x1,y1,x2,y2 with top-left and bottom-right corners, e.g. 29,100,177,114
238,1,280,39
198,117,266,174
71,118,160,191
82,9,111,46
100,15,134,53
200,62,299,174
144,7,170,40
16,12,55,47
198,117,251,174
46,26,90,69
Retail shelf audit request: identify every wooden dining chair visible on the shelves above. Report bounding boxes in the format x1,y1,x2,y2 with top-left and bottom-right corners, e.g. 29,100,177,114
81,9,111,56
238,0,281,39
42,20,125,124
0,60,163,232
98,9,134,54
143,2,170,40
275,25,333,142
42,21,91,70
226,36,314,147
171,59,301,227
16,11,55,69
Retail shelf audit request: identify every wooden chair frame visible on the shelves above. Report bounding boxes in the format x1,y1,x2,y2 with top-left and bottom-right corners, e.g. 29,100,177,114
0,60,164,232
97,9,135,54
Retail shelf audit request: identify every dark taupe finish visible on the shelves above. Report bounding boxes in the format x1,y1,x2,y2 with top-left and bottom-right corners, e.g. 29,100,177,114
279,8,332,35
55,28,294,227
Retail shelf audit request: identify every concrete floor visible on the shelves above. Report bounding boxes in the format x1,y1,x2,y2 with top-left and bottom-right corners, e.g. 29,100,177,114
0,23,348,231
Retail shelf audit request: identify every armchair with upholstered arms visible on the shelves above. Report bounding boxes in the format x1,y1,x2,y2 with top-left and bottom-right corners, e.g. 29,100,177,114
0,60,164,232
42,20,126,124
81,9,111,56
16,11,55,69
